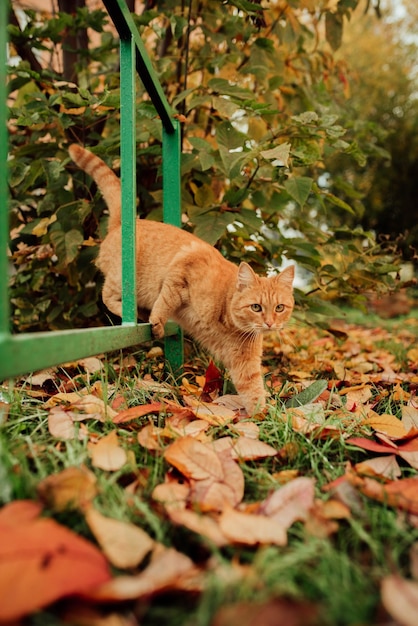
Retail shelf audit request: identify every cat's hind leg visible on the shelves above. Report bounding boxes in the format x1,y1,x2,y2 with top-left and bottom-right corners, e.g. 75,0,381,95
102,278,122,318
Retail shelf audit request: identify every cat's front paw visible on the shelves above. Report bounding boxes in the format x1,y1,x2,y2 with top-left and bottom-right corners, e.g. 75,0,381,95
150,318,165,339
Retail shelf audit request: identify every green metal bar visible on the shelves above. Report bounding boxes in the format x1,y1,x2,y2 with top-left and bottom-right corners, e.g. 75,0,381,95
120,34,137,325
0,2,10,336
101,0,175,134
162,121,184,373
0,322,179,381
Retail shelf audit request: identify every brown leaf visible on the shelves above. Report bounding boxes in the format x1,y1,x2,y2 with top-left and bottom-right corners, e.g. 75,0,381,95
85,546,196,601
381,575,418,626
403,404,418,430
85,507,154,569
212,599,318,626
164,436,224,481
37,466,97,512
152,480,190,513
349,473,418,515
169,509,229,547
219,507,287,546
230,436,278,461
355,454,402,480
137,423,165,451
89,431,127,471
260,477,315,529
48,407,82,440
0,515,111,622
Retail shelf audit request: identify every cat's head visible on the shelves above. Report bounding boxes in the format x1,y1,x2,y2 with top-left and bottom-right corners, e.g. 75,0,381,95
230,263,295,334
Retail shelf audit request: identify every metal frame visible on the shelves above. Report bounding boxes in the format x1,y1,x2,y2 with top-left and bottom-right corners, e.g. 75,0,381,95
0,0,183,381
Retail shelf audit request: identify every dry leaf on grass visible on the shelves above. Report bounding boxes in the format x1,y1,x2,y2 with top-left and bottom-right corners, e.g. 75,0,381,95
37,466,97,511
212,598,318,626
85,507,154,569
169,509,229,547
84,546,196,601
355,454,402,480
164,436,224,481
89,431,127,471
0,511,110,622
381,575,418,626
112,402,163,424
260,477,316,529
219,507,287,546
48,407,86,440
362,410,408,439
349,473,418,515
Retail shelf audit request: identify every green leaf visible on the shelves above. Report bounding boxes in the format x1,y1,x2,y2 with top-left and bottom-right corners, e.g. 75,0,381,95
284,177,313,208
285,380,328,408
49,227,84,266
325,11,343,51
208,78,253,100
191,209,236,245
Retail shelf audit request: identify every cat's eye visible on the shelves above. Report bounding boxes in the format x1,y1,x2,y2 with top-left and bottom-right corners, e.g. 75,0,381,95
275,304,285,312
251,304,262,312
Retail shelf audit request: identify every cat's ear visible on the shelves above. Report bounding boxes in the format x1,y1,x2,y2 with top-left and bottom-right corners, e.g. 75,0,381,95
276,265,295,288
237,262,257,291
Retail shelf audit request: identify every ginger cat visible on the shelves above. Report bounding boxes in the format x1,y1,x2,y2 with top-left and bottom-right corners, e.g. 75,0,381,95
69,144,294,414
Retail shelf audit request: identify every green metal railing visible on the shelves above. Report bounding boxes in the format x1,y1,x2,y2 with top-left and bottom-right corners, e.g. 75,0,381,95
0,0,183,381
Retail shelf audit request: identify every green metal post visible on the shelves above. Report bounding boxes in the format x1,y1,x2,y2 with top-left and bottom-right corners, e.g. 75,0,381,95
120,34,137,325
0,2,10,338
162,121,184,374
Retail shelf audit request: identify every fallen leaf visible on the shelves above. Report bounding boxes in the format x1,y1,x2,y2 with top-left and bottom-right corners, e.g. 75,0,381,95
355,454,401,480
78,357,104,374
403,403,418,430
85,507,154,569
349,474,418,515
113,402,163,424
164,436,224,481
0,515,111,622
48,406,84,440
202,360,223,395
260,477,316,529
381,575,418,626
85,546,196,601
344,385,373,411
89,431,127,471
362,410,407,439
0,499,43,526
219,507,287,546
37,466,97,511
137,423,165,450
169,509,229,547
230,436,278,461
212,598,318,626
229,421,259,439
71,395,117,420
152,480,190,513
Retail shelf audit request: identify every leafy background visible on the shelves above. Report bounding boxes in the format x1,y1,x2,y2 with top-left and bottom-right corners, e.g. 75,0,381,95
7,0,418,332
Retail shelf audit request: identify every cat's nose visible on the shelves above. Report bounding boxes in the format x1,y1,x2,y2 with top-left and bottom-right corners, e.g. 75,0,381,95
264,320,273,328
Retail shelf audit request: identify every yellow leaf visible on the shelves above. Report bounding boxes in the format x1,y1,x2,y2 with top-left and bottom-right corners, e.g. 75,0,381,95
363,410,407,439
37,466,97,512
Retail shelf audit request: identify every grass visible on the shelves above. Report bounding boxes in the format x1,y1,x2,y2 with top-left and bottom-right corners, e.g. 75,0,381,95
1,309,418,625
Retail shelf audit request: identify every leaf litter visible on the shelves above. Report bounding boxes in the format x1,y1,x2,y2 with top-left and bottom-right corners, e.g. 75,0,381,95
1,316,418,623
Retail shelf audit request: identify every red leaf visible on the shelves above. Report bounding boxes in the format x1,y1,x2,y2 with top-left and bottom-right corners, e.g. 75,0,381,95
203,361,223,395
346,437,397,454
0,515,111,621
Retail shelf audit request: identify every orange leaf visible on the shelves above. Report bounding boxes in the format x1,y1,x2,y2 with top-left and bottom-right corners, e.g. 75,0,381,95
231,436,278,461
0,500,43,526
89,431,127,471
84,546,196,601
363,410,407,439
219,507,287,546
113,402,163,424
164,436,224,481
168,509,229,547
85,507,154,569
260,477,316,529
37,465,97,512
355,454,401,480
0,516,111,621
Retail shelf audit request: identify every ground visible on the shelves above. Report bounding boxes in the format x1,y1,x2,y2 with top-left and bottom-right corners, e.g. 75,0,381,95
1,307,418,625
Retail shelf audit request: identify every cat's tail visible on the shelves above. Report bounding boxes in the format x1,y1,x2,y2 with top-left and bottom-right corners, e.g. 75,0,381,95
69,144,121,231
